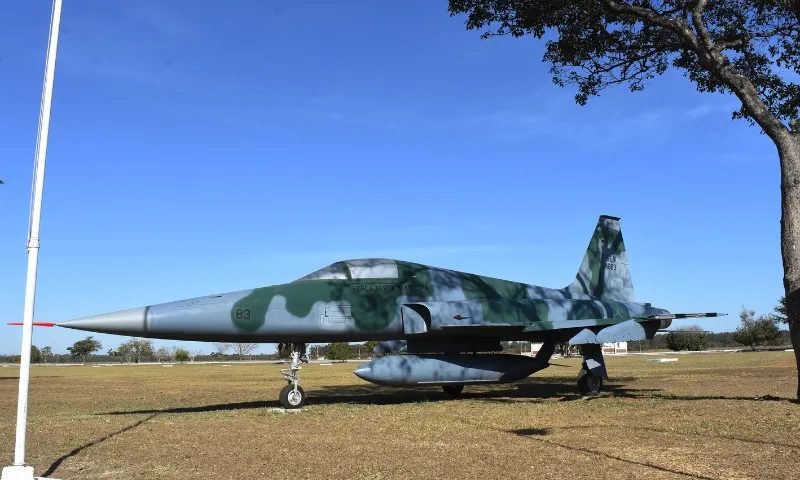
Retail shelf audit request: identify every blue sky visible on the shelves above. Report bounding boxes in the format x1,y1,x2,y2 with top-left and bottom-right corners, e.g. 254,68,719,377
0,1,784,356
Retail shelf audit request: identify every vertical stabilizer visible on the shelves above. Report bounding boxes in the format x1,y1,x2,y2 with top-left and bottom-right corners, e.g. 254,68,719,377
565,215,634,302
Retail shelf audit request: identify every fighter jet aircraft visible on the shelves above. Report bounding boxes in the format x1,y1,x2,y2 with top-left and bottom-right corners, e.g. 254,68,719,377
55,215,723,408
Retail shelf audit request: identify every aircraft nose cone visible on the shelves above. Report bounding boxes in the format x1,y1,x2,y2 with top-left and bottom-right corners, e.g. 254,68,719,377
58,306,148,335
353,364,374,382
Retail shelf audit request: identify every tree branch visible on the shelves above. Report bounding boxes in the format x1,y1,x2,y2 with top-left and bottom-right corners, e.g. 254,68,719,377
716,37,748,50
791,0,800,23
691,0,715,51
717,66,792,140
601,0,699,48
601,1,791,140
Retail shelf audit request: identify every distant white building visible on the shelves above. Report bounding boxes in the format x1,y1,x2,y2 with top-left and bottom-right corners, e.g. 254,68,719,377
524,341,628,356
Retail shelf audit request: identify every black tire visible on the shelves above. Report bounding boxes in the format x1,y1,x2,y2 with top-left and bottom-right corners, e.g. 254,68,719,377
279,384,305,409
577,368,602,396
442,384,464,397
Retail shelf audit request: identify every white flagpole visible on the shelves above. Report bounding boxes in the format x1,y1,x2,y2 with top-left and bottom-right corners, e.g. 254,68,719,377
10,0,62,469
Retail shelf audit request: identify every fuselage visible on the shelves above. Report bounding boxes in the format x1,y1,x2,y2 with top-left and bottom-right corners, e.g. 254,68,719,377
61,258,670,343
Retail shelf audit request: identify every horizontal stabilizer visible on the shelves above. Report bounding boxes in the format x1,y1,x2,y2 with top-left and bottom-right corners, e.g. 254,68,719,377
595,319,647,343
568,319,650,345
636,312,726,320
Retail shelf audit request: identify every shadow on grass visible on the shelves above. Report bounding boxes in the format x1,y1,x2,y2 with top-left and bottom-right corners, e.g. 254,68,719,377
41,413,159,477
553,424,800,451
0,376,59,381
104,401,272,415
503,423,718,480
98,375,797,416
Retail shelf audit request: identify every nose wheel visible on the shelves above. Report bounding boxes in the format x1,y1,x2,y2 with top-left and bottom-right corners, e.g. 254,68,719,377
279,349,307,409
280,383,305,408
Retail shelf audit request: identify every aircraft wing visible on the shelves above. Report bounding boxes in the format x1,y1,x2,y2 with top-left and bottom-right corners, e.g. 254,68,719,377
438,312,726,336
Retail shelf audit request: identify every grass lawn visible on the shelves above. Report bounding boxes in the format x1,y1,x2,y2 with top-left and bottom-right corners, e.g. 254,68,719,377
1,351,798,479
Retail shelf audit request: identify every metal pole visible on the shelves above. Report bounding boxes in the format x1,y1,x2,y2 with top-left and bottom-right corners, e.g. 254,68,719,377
12,0,62,466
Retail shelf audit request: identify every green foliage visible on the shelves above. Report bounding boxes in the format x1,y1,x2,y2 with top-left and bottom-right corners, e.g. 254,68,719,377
67,336,102,363
115,338,154,363
772,296,788,324
666,325,709,351
40,346,52,363
276,343,292,360
448,1,800,127
362,341,382,356
174,348,190,363
327,342,355,360
30,345,42,364
501,341,524,353
155,346,170,362
276,342,306,360
733,307,782,350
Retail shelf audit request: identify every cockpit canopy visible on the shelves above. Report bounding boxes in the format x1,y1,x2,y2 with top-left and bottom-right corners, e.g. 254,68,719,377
295,258,400,281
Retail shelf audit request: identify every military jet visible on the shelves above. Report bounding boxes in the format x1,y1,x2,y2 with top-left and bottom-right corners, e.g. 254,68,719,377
54,215,723,408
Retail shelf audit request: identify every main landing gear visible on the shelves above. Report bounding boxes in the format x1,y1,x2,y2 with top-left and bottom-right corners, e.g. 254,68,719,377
577,344,607,396
442,384,464,397
279,346,307,409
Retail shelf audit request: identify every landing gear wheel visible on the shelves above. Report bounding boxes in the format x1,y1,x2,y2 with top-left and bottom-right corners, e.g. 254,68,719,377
577,368,602,396
278,348,307,409
280,384,305,409
442,384,464,397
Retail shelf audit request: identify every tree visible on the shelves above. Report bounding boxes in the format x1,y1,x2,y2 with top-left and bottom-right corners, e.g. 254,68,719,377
116,338,154,363
213,342,232,356
733,307,782,349
555,342,574,357
67,336,102,363
174,348,190,363
155,346,170,363
449,0,800,399
276,342,293,360
666,325,709,351
234,343,259,360
115,342,134,363
189,350,202,362
40,346,52,363
362,340,382,357
276,342,308,361
773,295,789,324
30,345,42,364
327,342,355,360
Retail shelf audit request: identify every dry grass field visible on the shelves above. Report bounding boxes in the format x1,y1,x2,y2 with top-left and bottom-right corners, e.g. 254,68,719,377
1,351,798,480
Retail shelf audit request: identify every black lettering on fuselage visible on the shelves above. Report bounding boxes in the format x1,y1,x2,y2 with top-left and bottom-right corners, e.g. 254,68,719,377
351,284,429,295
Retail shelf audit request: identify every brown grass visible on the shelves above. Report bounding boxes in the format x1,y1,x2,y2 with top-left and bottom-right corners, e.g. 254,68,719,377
1,351,798,479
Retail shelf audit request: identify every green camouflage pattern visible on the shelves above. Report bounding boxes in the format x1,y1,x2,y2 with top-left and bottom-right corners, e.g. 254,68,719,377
60,215,695,347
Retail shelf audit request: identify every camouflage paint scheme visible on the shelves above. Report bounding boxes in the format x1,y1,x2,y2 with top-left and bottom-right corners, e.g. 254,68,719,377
59,215,684,347
58,215,723,398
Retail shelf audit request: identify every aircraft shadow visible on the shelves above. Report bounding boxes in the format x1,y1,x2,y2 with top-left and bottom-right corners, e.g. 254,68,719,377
98,374,794,417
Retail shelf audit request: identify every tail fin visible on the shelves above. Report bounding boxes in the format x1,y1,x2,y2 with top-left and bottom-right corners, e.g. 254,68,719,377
565,215,634,302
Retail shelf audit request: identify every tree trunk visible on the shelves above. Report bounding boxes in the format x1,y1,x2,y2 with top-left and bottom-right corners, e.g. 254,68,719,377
778,132,800,400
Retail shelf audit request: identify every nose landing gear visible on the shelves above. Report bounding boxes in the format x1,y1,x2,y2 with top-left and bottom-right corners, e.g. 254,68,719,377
279,346,307,409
